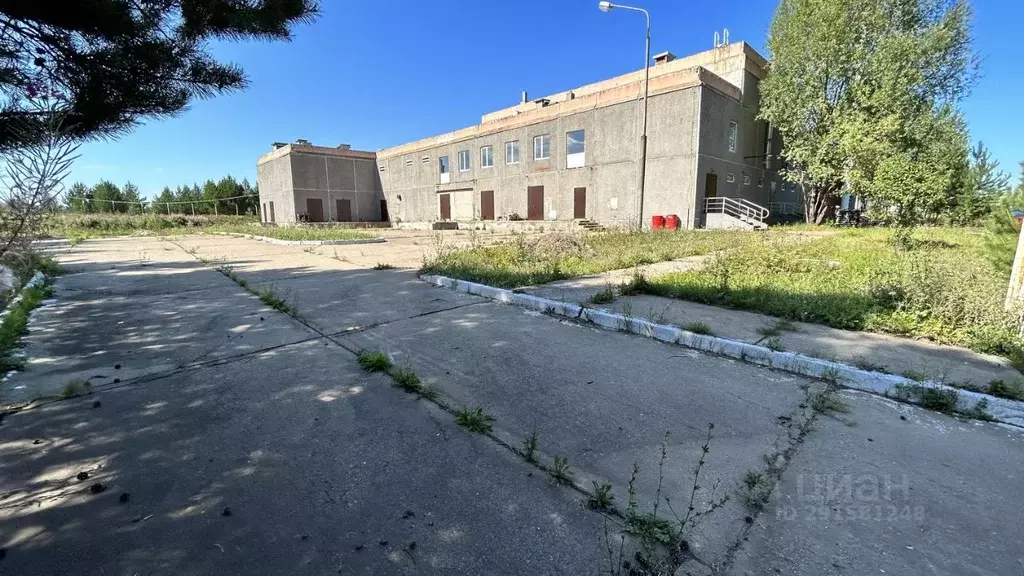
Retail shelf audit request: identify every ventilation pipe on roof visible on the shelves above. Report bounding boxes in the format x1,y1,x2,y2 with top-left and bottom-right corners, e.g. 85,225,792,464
521,90,528,104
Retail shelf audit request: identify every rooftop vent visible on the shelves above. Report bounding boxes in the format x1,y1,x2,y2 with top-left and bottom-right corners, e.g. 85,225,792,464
533,98,550,108
295,138,311,146
653,51,676,66
337,144,351,150
521,90,528,104
272,142,287,150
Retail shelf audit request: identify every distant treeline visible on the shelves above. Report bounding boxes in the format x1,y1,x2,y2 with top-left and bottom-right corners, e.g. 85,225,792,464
64,176,259,215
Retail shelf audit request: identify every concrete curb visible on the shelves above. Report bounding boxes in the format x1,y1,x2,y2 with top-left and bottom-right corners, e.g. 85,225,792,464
214,232,385,246
420,274,1024,428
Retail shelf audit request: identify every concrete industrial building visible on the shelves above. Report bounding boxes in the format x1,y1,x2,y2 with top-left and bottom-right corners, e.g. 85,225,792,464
258,41,800,229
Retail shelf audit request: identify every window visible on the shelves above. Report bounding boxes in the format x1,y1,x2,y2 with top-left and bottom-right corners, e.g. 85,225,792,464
439,155,449,174
505,140,520,164
481,145,493,168
743,175,750,186
728,121,738,153
458,149,470,172
533,134,550,160
422,156,430,164
726,173,735,183
566,129,585,168
758,177,764,188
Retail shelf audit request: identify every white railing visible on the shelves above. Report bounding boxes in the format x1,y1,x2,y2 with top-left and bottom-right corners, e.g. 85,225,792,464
705,197,769,224
768,201,804,217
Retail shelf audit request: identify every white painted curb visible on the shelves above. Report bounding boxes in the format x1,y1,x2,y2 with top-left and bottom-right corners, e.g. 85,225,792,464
214,232,385,246
420,274,1024,428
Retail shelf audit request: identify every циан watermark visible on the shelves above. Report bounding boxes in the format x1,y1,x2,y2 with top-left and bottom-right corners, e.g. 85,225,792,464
776,473,924,522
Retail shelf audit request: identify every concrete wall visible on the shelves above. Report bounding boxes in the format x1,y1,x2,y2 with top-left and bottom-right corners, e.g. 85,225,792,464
377,85,703,228
257,145,385,224
255,152,294,224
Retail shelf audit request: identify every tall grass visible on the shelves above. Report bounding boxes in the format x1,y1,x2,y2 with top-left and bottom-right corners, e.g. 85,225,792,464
646,228,1022,362
420,230,755,288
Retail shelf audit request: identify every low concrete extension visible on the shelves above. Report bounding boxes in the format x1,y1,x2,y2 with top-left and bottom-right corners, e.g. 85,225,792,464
2,235,1023,576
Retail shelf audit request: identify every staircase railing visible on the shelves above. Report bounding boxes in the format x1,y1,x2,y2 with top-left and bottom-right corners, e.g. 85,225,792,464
704,197,769,224
768,201,804,217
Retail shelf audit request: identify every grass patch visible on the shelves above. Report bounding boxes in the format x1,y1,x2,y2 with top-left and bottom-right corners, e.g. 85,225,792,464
921,387,959,413
645,228,1024,365
356,350,392,373
550,456,574,485
739,471,773,511
683,321,714,335
0,259,60,373
420,229,755,288
521,430,539,463
390,366,422,393
455,405,494,434
765,336,784,351
255,285,294,315
988,378,1024,401
902,369,928,382
372,262,395,270
810,387,851,414
586,481,614,510
587,285,616,305
42,213,377,242
60,379,92,398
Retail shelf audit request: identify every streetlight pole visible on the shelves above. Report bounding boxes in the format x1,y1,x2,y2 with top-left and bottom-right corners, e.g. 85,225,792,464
598,1,650,229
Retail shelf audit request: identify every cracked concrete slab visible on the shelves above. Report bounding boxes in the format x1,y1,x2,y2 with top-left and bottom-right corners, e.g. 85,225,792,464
726,391,1024,576
0,338,605,575
340,300,816,565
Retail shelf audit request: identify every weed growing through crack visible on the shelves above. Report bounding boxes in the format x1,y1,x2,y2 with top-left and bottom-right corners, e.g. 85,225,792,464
550,456,573,485
618,271,653,297
419,384,440,401
757,318,796,339
965,398,996,421
765,336,784,351
617,301,634,332
587,482,615,510
921,387,959,413
390,366,422,393
61,380,92,398
683,321,713,336
455,405,494,434
820,366,841,384
739,471,773,511
255,285,294,315
522,430,539,463
357,351,392,372
588,285,616,305
372,262,396,270
606,424,728,575
810,386,851,414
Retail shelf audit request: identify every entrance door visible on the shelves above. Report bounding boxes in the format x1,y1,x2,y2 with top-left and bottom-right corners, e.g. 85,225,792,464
573,187,587,219
306,198,324,222
336,198,352,222
380,199,389,222
269,201,275,223
439,193,451,220
480,190,494,220
704,173,718,199
527,186,544,221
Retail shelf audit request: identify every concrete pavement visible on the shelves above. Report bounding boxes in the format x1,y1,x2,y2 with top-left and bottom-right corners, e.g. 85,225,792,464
2,234,1023,575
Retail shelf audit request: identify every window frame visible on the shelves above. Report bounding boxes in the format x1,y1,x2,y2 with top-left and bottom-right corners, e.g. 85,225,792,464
457,149,470,172
566,129,585,168
439,155,449,174
505,140,520,164
480,145,494,168
728,121,738,153
533,134,551,160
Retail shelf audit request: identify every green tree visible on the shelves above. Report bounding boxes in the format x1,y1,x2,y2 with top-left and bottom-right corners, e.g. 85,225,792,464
760,0,976,225
152,186,177,214
90,180,122,213
947,141,1011,225
0,2,318,149
65,181,91,212
121,181,144,214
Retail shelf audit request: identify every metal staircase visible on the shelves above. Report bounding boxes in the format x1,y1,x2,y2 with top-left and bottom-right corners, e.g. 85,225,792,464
704,197,769,230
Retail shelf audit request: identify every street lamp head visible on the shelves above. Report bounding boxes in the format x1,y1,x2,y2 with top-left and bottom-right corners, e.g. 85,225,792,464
598,1,613,12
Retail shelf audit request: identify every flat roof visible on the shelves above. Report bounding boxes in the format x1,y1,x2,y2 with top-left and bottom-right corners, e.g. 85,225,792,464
258,143,377,165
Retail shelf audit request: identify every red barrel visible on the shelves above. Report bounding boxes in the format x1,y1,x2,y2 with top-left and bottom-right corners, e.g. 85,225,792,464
651,215,666,230
665,214,680,230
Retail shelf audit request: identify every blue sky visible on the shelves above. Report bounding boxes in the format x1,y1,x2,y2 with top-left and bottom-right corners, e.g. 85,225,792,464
69,0,1024,198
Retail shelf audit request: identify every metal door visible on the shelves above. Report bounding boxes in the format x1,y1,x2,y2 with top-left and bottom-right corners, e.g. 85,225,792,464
336,199,352,222
306,198,324,222
439,194,451,220
480,190,494,220
527,186,544,221
573,187,586,219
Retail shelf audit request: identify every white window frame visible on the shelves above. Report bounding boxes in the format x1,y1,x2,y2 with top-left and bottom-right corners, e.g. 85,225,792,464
728,121,738,153
726,172,735,183
458,150,470,172
439,155,450,183
480,145,494,168
505,140,520,164
533,134,550,160
566,129,585,169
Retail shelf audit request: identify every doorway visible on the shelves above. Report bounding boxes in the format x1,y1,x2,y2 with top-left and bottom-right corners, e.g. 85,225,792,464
704,173,718,200
480,190,494,220
573,187,586,219
527,186,544,221
306,198,324,222
268,201,275,223
336,198,352,222
439,193,451,220
380,199,389,222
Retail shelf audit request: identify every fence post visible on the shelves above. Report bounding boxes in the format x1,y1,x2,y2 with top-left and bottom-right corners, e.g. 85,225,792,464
214,203,218,216
191,203,195,216
235,204,239,216
166,202,171,215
